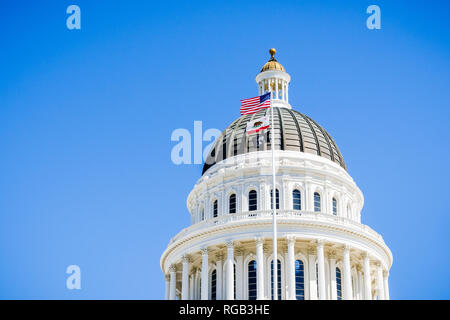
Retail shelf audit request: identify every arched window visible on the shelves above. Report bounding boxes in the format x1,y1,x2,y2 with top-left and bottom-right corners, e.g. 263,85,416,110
314,192,321,212
336,267,342,300
295,260,305,300
229,193,236,214
249,190,257,211
332,198,337,216
271,259,281,300
270,189,280,210
248,260,257,300
293,189,301,210
201,208,205,221
213,200,218,218
211,269,217,300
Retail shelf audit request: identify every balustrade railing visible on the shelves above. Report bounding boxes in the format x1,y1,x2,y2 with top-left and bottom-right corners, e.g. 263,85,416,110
168,210,382,245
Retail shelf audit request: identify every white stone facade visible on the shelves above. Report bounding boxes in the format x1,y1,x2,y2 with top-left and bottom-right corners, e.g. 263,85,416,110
161,151,392,300
160,50,392,300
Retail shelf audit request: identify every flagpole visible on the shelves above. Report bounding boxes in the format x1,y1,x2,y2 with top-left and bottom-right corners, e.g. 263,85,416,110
270,92,278,300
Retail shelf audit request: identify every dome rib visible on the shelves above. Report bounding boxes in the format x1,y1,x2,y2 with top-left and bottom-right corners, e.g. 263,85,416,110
297,112,321,156
285,108,304,152
276,107,286,150
308,116,335,163
226,115,245,158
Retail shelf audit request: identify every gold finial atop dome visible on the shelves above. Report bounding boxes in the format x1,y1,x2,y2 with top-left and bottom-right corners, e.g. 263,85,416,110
269,48,276,58
260,48,285,72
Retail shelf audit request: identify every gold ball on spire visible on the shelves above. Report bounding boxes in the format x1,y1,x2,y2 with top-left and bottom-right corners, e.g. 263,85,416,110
269,48,276,57
260,48,285,72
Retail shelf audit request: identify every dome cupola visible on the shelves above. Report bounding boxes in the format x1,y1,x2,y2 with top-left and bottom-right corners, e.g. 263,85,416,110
256,48,291,109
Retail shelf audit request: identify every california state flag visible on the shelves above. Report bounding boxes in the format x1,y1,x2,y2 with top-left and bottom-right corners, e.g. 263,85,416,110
246,116,270,134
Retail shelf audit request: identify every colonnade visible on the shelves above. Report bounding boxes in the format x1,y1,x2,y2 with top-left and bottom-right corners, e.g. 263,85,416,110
258,78,289,102
165,238,390,300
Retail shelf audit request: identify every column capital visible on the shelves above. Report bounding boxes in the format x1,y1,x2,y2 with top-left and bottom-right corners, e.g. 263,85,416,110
375,261,382,268
182,254,191,263
226,240,234,248
328,250,337,260
383,270,389,277
201,247,209,256
286,235,296,244
317,239,326,247
307,247,316,255
362,251,371,260
255,237,264,245
169,264,177,272
343,244,351,252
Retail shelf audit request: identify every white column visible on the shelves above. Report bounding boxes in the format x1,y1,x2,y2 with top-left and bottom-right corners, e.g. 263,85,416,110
281,81,285,101
263,247,269,299
275,78,279,99
363,253,372,300
283,248,289,300
226,241,235,300
216,254,223,300
376,263,385,300
329,253,337,300
358,267,364,300
383,271,390,300
181,255,190,300
165,275,170,300
169,265,177,300
256,238,265,300
189,274,194,300
195,270,200,299
269,79,273,98
192,272,197,299
317,240,326,300
286,83,289,103
235,248,244,299
342,245,353,300
308,248,317,300
201,248,209,300
287,236,296,300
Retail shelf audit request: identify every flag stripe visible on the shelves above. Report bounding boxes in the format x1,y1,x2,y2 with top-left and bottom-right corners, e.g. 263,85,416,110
240,94,271,115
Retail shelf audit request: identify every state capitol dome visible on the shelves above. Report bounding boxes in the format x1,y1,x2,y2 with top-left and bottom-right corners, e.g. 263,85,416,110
203,48,346,175
202,108,347,175
161,48,392,301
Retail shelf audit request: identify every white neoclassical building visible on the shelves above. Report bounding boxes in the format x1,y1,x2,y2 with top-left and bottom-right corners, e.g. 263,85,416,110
161,49,392,300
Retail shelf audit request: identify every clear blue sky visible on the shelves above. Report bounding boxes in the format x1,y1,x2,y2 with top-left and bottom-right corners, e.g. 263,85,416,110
0,0,449,299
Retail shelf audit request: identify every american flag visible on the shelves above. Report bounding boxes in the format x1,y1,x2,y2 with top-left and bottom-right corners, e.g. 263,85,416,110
240,92,271,115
